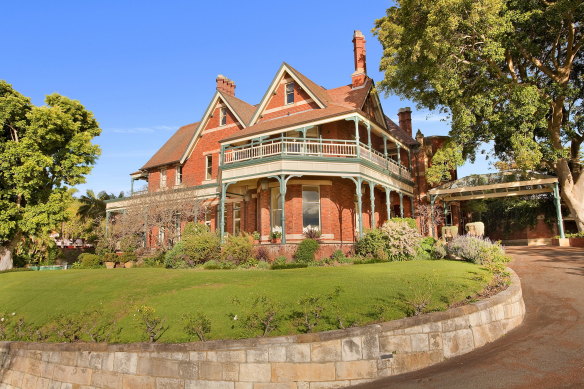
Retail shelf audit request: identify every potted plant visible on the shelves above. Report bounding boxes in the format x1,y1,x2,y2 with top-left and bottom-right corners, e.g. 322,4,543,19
270,227,282,244
103,253,117,269
121,252,137,268
252,231,261,244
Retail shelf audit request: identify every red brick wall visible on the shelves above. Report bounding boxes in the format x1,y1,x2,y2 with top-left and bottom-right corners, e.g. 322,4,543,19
257,74,321,123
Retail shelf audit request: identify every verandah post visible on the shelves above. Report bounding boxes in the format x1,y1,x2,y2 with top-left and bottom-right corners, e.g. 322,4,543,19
399,192,404,218
554,182,565,239
369,182,376,228
385,187,391,221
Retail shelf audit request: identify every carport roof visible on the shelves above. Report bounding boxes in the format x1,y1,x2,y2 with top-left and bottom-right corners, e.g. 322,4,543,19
428,171,558,202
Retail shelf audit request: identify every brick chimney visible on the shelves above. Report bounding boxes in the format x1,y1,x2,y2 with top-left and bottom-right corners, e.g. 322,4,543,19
398,107,412,136
352,30,367,88
216,74,236,96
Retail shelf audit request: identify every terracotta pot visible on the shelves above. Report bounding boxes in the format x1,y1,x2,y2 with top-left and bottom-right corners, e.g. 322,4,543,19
254,240,260,244
105,261,116,269
124,261,135,268
271,238,281,244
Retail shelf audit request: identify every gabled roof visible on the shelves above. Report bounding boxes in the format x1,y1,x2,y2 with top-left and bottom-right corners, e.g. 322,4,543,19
326,78,373,109
141,122,199,170
179,91,255,164
218,91,256,125
248,63,329,126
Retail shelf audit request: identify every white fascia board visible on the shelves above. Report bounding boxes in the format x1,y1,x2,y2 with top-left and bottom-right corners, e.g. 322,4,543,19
248,63,326,126
180,92,222,164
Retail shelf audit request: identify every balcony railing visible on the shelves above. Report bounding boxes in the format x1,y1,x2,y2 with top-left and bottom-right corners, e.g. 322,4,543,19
223,138,412,180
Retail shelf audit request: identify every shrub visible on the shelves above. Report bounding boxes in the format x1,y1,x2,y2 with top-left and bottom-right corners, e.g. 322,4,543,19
231,295,283,337
102,252,117,262
294,239,320,264
165,225,221,268
271,263,308,270
252,231,261,241
256,261,271,270
446,235,510,264
433,240,447,259
203,259,221,270
273,256,287,266
330,249,346,263
390,217,417,230
222,235,253,265
134,305,167,342
76,253,103,269
118,252,137,263
417,237,437,259
182,312,211,341
254,245,270,262
356,220,422,261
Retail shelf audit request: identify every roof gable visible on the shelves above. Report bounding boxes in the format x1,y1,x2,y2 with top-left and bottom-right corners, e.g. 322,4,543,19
248,63,328,126
179,91,252,164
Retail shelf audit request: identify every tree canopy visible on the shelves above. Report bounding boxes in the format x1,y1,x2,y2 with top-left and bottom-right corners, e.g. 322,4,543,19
0,81,101,268
374,0,584,230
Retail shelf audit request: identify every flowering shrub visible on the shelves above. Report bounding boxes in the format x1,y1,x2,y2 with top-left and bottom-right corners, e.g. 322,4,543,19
303,226,322,240
164,224,220,268
356,220,422,261
446,235,509,264
270,226,282,239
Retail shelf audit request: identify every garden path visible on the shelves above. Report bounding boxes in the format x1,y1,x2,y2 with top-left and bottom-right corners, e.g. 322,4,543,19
353,246,584,389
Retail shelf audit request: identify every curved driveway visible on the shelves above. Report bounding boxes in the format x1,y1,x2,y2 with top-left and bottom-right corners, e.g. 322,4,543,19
354,246,584,389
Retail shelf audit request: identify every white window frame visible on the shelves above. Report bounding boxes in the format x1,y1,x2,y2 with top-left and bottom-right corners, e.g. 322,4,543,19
233,202,241,235
220,107,227,126
160,168,167,189
205,155,213,180
285,82,295,105
302,185,321,230
175,165,182,186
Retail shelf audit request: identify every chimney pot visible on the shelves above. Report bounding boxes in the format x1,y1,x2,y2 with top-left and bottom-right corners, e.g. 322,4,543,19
216,74,236,96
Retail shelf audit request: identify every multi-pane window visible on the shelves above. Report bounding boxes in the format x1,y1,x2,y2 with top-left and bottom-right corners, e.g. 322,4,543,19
160,168,167,188
271,188,282,229
285,82,295,105
302,186,320,229
233,203,241,235
220,107,227,126
175,165,182,185
444,203,453,226
205,155,213,180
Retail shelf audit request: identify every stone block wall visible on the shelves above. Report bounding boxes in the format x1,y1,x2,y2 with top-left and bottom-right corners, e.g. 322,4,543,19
0,270,525,389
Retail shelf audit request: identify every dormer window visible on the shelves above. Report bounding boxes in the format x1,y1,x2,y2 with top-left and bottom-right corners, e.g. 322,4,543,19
220,107,227,126
285,82,295,105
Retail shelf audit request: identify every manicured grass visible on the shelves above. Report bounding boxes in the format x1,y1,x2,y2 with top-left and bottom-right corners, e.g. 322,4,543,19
0,260,491,342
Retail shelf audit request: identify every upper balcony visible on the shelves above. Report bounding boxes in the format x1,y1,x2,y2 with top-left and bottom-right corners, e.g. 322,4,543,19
222,137,412,182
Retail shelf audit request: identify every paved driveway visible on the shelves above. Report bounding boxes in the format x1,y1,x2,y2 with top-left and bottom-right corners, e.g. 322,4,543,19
353,246,584,389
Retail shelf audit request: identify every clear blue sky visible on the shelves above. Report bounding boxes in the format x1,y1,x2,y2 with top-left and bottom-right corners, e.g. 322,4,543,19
1,0,492,196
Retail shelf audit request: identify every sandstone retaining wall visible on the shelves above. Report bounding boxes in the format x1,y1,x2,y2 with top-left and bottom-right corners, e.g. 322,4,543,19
0,270,525,389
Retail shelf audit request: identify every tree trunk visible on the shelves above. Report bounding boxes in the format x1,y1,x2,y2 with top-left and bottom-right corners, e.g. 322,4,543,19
550,99,584,232
0,246,13,271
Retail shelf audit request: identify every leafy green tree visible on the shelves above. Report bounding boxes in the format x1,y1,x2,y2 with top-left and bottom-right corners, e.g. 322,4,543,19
374,0,584,231
0,81,101,269
77,189,120,223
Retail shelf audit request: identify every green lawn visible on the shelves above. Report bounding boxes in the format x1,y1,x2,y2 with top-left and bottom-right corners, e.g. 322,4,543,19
0,261,491,342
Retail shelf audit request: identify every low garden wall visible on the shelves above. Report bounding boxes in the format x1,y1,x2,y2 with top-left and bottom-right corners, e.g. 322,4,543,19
0,270,525,389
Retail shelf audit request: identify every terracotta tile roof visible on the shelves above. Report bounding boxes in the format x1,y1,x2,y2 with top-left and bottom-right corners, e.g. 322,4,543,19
326,78,373,109
219,92,256,125
384,116,418,146
141,122,199,170
284,63,331,107
221,105,358,142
